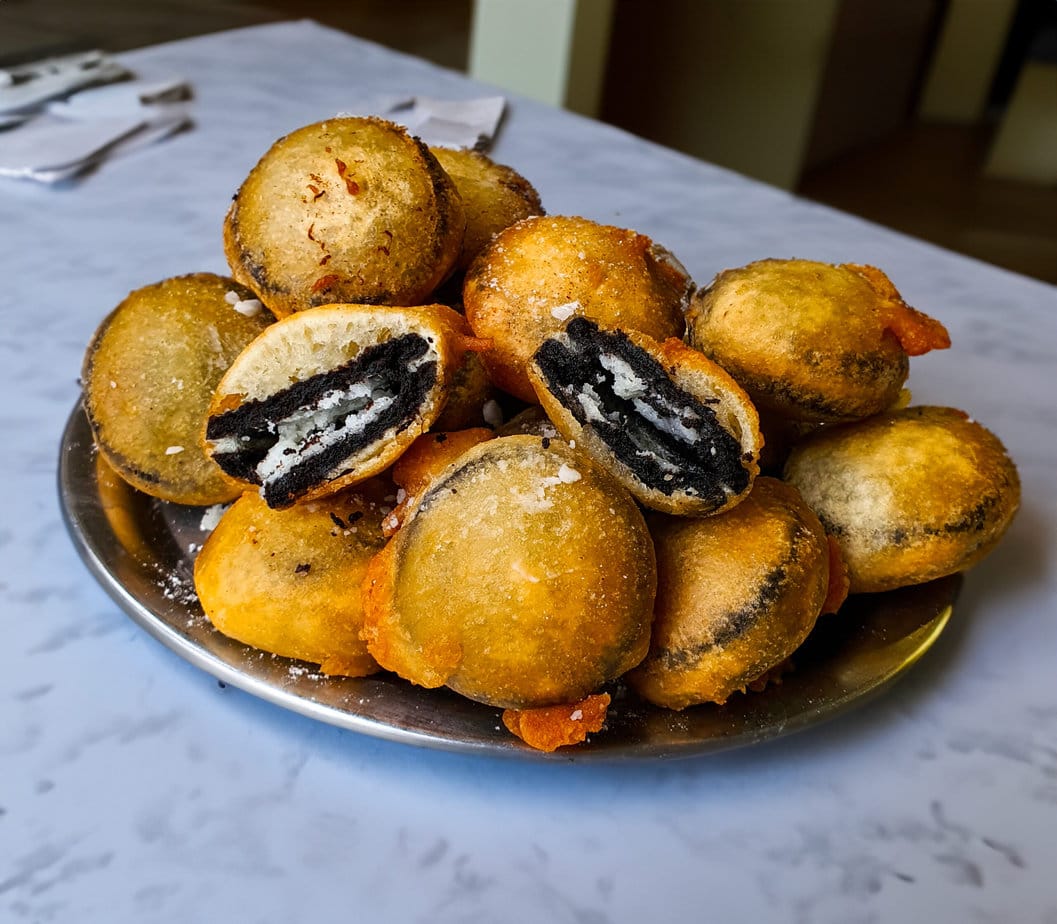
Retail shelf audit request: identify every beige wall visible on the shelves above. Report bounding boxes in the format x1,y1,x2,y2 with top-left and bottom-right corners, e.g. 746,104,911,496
601,0,840,189
919,0,1018,123
469,0,615,116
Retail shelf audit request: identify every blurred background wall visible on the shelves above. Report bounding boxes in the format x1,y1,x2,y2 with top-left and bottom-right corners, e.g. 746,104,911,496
2,0,1053,283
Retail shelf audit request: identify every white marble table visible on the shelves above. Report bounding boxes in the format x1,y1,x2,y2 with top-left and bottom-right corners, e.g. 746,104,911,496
3,20,1056,923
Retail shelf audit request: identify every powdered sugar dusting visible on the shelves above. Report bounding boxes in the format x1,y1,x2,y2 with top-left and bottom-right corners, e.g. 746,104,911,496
233,297,263,317
199,503,228,532
156,564,197,607
550,300,579,321
557,463,581,483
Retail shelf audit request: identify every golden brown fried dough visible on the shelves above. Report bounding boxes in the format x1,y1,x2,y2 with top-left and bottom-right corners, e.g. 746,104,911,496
361,435,656,709
686,259,950,422
463,215,691,402
82,273,274,505
383,427,494,535
529,318,761,515
194,489,386,675
502,693,610,752
430,146,543,272
204,304,478,508
224,117,465,316
783,406,1020,593
497,406,563,441
431,349,497,431
628,478,831,710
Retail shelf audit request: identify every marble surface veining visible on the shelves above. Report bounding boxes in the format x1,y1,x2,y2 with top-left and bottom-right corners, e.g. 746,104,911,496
2,20,1056,924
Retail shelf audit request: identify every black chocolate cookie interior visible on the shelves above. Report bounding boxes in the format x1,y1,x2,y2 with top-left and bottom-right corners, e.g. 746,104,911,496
534,318,748,503
207,333,437,507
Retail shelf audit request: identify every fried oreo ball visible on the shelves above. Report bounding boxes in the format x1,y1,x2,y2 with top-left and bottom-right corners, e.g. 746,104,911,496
529,318,762,515
204,304,476,508
224,117,465,316
82,273,274,505
194,488,386,675
463,215,691,402
429,146,544,272
686,259,950,422
628,478,832,709
783,406,1020,593
361,435,657,709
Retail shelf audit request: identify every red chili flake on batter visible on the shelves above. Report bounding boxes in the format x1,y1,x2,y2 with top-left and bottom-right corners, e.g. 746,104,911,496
311,274,341,293
335,158,360,195
307,184,325,200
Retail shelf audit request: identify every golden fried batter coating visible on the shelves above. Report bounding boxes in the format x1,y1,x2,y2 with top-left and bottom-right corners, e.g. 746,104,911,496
783,406,1020,593
502,693,610,752
362,435,656,709
686,259,950,422
463,215,691,402
497,406,563,441
82,274,273,505
224,117,465,316
430,146,543,272
384,427,494,535
204,304,477,508
194,489,386,675
431,350,497,431
628,478,831,710
529,319,761,515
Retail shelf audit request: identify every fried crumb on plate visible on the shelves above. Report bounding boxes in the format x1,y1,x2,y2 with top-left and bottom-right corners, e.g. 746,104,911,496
502,692,611,752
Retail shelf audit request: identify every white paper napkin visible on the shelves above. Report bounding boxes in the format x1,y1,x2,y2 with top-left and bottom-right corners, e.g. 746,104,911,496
341,95,507,150
387,96,506,150
0,75,192,183
0,50,130,116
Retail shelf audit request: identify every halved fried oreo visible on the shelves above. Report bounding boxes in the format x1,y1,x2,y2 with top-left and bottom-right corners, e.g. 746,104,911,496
204,304,474,508
462,215,691,402
528,318,761,515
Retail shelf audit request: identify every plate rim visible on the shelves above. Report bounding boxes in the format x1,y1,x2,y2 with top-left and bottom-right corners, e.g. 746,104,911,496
58,401,957,761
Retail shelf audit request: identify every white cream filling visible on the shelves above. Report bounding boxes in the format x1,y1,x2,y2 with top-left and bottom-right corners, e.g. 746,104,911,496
598,352,648,400
576,383,612,424
631,397,699,444
256,384,393,485
578,352,703,445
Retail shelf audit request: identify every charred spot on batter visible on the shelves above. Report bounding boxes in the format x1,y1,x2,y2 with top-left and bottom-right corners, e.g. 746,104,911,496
207,334,437,508
534,318,749,504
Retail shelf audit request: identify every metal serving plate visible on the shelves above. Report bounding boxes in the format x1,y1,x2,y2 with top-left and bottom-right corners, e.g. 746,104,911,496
59,403,959,760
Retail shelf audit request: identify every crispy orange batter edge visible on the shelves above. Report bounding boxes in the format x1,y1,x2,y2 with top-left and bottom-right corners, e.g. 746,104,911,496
845,263,951,356
822,534,851,615
385,428,495,535
502,693,611,752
